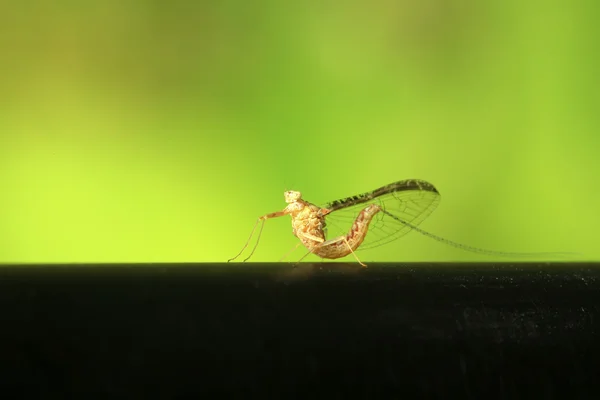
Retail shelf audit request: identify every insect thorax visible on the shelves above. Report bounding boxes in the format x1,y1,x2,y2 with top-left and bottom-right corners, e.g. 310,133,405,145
289,201,327,243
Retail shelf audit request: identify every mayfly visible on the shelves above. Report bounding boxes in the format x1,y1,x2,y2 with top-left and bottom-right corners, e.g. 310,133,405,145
228,179,567,266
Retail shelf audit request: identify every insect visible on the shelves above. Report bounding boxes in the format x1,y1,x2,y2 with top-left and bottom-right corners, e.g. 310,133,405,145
228,179,570,266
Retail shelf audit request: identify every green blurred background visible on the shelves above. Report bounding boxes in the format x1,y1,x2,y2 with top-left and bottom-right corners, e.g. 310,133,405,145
0,1,598,263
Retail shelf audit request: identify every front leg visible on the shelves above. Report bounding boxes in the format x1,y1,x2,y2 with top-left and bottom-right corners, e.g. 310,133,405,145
228,209,290,262
259,210,287,221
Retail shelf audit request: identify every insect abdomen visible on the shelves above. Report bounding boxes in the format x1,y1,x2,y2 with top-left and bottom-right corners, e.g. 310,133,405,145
313,204,382,259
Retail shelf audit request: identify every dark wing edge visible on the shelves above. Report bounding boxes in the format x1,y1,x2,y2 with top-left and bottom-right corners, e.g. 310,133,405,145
325,179,439,212
322,179,441,251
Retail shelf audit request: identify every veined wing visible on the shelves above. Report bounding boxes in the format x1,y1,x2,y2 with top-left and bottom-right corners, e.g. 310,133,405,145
322,179,441,251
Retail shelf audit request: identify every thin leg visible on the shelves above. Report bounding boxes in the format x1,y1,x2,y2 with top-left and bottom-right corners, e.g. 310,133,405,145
227,219,261,262
243,219,266,262
228,209,289,263
296,248,314,263
279,242,302,262
341,236,367,267
289,232,325,264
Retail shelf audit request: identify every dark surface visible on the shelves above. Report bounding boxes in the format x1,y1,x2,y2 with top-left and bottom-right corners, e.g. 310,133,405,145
0,262,599,398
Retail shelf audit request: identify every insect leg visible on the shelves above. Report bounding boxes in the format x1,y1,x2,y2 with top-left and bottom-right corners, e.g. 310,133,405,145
228,210,288,263
295,248,316,264
242,219,266,262
279,242,302,262
228,219,261,262
340,236,367,267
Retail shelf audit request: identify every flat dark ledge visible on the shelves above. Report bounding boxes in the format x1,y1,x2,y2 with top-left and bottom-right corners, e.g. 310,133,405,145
1,262,599,397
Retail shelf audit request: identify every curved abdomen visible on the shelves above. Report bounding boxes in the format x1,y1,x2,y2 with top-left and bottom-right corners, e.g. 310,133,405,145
312,204,382,259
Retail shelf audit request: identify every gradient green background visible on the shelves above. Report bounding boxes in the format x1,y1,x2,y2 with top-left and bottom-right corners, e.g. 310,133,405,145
1,1,598,263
